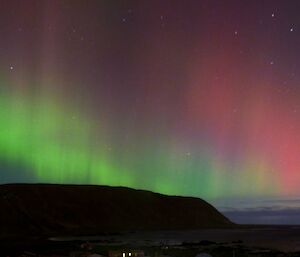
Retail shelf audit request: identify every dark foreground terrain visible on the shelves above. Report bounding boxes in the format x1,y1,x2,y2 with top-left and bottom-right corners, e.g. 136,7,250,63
0,183,232,239
2,184,300,256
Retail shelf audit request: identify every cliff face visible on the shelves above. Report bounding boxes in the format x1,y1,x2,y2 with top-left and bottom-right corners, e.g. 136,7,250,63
0,184,234,238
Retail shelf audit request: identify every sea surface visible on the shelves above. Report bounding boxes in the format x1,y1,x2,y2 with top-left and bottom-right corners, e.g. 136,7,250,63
50,226,300,252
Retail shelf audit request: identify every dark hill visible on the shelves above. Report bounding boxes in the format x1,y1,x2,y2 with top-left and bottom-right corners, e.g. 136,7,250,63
0,184,234,238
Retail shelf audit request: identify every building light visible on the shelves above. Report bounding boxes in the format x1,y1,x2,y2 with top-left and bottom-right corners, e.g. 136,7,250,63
129,253,132,257
123,253,125,257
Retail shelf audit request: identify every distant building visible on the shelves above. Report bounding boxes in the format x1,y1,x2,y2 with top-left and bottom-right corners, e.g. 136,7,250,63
108,250,144,257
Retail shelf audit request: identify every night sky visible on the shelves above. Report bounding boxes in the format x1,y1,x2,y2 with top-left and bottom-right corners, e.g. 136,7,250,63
0,0,300,222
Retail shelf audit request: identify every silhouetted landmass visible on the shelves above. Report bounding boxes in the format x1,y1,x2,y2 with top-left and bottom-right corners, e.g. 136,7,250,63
0,184,233,238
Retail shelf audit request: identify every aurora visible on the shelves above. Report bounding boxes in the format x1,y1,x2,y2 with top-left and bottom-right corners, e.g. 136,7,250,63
0,86,278,199
0,0,299,206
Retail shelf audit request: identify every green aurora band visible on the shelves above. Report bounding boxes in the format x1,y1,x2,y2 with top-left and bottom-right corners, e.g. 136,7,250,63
0,85,277,200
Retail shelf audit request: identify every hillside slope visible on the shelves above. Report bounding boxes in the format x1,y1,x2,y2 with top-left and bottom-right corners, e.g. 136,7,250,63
0,184,234,238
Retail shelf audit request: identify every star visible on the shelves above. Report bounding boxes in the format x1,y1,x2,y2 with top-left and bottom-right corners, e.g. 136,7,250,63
9,66,14,70
234,31,238,35
271,13,275,18
270,61,274,65
290,27,294,32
